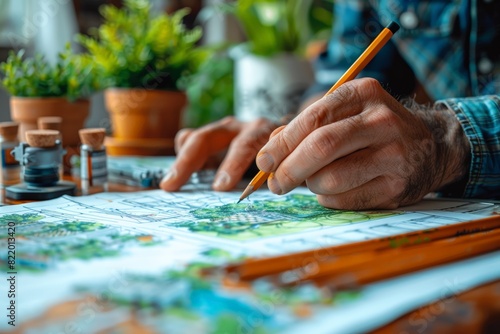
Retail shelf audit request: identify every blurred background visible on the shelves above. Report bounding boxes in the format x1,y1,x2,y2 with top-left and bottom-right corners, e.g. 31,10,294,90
0,0,247,127
0,0,332,135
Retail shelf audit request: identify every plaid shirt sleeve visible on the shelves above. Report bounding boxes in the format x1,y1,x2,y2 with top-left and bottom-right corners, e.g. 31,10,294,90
439,95,500,199
309,0,500,199
307,0,417,99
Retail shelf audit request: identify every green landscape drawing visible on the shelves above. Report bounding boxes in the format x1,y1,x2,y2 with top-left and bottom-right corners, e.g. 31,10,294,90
76,248,363,334
172,194,397,240
0,213,160,271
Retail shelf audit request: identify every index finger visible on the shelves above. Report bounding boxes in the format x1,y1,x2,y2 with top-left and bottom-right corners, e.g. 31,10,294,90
160,117,242,191
256,79,380,172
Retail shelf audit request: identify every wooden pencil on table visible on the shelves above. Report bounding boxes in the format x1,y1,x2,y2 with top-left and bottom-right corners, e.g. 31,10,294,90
222,214,500,281
309,226,500,289
238,21,401,203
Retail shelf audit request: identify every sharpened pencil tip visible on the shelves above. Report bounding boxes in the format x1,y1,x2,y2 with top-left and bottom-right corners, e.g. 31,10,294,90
237,199,242,204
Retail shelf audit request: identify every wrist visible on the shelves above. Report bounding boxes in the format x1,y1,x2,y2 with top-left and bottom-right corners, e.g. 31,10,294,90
429,103,471,191
404,99,471,193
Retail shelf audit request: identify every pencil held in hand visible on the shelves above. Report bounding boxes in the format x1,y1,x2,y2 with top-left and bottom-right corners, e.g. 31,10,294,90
237,171,270,203
237,21,401,202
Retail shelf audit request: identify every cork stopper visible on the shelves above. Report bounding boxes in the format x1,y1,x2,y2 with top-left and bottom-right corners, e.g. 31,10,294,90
38,117,62,131
79,128,106,150
0,122,19,141
25,130,60,148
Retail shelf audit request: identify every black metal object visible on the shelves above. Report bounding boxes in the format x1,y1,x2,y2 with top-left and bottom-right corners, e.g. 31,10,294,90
5,140,76,200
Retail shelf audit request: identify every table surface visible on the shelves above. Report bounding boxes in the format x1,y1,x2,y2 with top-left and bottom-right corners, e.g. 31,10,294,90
2,176,499,334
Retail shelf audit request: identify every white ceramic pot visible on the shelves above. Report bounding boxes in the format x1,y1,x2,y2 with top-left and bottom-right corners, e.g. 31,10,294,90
232,46,315,123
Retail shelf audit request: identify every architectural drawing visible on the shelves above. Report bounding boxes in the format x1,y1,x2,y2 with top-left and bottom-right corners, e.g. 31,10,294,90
1,187,499,333
0,213,165,272
173,193,396,240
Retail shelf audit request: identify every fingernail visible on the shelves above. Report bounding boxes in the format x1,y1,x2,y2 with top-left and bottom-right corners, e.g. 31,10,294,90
256,152,274,171
160,168,177,186
213,171,231,190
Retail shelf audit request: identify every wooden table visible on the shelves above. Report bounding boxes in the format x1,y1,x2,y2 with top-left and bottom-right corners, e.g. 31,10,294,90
2,176,499,333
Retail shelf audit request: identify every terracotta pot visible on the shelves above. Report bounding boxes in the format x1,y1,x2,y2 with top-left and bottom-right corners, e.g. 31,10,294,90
104,88,187,140
10,97,90,146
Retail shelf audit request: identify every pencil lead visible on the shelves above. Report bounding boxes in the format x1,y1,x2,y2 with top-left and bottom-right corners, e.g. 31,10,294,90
237,199,242,204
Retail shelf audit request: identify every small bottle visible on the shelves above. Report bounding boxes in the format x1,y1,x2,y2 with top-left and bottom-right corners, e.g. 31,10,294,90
6,130,76,201
38,116,64,179
79,128,108,195
37,116,63,133
0,122,21,187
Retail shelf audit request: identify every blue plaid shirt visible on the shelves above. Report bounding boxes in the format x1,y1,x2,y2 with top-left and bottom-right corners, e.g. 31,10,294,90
311,0,500,199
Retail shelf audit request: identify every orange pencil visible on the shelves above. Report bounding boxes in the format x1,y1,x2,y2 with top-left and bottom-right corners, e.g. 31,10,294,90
222,214,500,281
238,21,401,203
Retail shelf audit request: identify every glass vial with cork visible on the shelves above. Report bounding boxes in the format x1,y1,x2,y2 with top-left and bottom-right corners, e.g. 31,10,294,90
38,116,63,179
6,129,76,200
79,128,108,195
0,122,21,187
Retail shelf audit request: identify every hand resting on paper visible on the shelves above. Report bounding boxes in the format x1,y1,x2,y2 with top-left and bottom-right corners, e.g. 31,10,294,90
256,78,471,209
161,78,471,210
160,116,279,192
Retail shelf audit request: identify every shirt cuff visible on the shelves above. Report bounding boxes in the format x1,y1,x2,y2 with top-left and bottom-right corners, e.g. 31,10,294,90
437,95,500,199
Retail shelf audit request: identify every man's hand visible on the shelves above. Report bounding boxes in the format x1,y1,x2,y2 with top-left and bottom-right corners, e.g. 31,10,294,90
256,78,470,210
160,116,278,191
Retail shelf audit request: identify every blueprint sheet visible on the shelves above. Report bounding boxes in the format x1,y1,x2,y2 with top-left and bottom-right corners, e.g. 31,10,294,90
1,187,499,333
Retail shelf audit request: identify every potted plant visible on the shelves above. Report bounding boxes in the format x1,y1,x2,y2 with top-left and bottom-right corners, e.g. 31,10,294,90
77,0,209,156
227,0,334,122
0,45,100,146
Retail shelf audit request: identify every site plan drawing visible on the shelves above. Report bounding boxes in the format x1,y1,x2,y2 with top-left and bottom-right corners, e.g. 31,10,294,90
1,187,500,333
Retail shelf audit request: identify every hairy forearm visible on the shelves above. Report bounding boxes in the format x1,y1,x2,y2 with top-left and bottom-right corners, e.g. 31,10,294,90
403,99,471,194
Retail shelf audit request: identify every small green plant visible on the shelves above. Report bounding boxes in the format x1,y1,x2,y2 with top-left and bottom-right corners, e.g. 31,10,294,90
230,0,334,56
77,0,209,90
0,45,101,101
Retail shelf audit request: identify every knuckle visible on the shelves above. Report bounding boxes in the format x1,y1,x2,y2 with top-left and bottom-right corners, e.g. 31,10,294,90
176,127,192,137
330,83,355,105
249,121,279,142
270,125,286,138
303,103,330,130
252,117,274,128
239,122,276,147
175,128,192,145
231,132,266,155
307,129,339,161
274,131,295,155
218,115,236,126
323,172,343,193
344,113,365,134
279,165,301,186
385,177,406,199
332,78,382,106
308,172,342,195
357,77,382,93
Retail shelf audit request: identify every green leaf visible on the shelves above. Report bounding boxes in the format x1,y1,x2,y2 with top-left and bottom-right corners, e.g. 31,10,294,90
0,45,102,99
77,0,209,90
